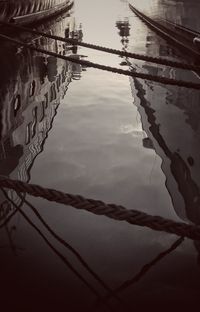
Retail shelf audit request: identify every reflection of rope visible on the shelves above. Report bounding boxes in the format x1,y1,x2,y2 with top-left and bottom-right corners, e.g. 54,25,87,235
100,236,184,305
0,20,199,71
0,33,200,89
1,188,113,312
0,191,26,229
1,176,200,240
17,193,124,307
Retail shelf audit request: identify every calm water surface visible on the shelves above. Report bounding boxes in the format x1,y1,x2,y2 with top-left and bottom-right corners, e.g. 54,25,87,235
0,0,200,311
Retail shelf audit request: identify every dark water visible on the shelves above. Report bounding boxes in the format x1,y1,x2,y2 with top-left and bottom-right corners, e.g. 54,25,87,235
0,0,200,311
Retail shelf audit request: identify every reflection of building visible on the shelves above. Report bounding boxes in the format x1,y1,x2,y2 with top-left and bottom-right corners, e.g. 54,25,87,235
117,9,200,225
0,14,84,219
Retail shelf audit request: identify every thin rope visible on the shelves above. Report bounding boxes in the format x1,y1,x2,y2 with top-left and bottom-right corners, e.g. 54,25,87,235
16,192,124,306
0,176,200,240
100,236,184,305
0,192,26,228
0,33,200,89
1,188,113,312
0,20,199,71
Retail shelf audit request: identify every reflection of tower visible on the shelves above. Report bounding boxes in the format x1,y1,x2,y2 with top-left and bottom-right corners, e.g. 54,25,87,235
116,18,130,51
0,13,84,220
116,18,130,67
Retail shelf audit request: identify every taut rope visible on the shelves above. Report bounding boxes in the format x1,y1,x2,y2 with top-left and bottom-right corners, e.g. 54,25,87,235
1,176,200,240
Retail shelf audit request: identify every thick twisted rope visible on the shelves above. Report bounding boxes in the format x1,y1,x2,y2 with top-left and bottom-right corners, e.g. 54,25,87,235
0,33,200,89
0,176,200,240
0,20,199,71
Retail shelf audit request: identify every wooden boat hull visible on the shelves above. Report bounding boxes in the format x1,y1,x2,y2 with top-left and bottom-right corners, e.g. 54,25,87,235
0,0,74,24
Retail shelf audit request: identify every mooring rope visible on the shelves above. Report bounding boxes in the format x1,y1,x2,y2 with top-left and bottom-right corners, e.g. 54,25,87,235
0,176,200,240
0,33,200,89
0,20,199,72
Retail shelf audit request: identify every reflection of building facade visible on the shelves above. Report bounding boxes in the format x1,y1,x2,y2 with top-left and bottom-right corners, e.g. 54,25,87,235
117,10,200,225
0,14,83,219
136,26,200,224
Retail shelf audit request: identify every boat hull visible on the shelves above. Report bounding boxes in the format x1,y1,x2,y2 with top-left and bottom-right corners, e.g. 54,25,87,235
0,0,74,24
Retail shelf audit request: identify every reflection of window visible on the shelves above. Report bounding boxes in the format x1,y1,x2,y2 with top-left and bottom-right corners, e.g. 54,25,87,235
29,80,36,97
56,76,60,92
44,92,48,108
39,101,45,122
50,84,56,102
62,71,65,83
31,123,36,138
32,107,37,119
31,107,37,138
25,123,31,145
13,95,21,117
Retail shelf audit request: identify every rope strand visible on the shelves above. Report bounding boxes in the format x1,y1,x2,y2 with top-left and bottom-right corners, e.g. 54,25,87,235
0,20,199,71
0,176,200,240
0,33,200,89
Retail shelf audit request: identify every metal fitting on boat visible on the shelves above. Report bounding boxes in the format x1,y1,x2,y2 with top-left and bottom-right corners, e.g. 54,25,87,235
193,36,200,49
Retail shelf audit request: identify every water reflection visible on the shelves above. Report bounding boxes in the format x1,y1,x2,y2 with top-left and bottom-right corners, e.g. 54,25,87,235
131,0,200,31
2,180,185,311
118,1,200,225
1,1,200,310
98,236,184,306
117,0,200,271
0,14,83,221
